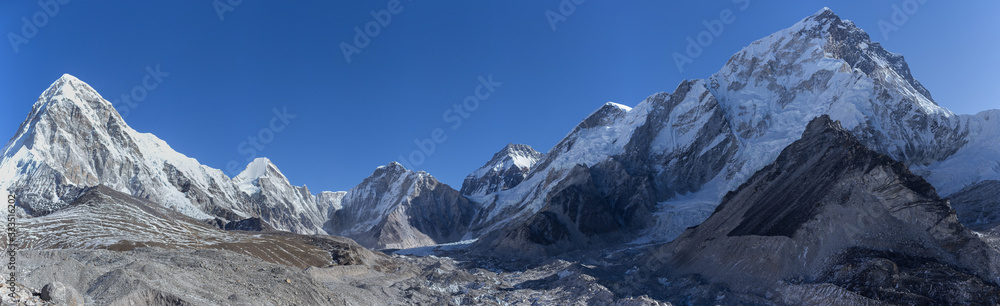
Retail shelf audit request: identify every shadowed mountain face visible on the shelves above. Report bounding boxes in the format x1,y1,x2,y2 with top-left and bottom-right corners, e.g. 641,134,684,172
948,180,1000,232
328,162,477,249
644,116,1000,304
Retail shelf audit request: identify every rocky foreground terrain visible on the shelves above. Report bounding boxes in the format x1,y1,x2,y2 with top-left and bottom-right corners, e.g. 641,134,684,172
3,247,673,305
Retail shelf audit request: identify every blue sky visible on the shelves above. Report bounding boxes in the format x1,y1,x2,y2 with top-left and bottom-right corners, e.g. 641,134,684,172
1,1,998,192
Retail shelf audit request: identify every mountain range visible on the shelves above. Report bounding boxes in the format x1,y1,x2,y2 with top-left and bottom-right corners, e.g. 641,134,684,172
3,7,1000,304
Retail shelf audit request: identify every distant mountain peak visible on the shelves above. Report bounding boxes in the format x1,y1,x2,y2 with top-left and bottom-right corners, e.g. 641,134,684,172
721,6,938,105
579,102,632,130
234,157,286,183
808,6,838,22
603,102,632,112
461,143,543,197
380,161,407,171
494,143,541,161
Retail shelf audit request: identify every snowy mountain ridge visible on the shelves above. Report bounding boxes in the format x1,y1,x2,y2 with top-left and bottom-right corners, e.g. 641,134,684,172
2,8,998,255
0,74,337,234
470,8,1000,251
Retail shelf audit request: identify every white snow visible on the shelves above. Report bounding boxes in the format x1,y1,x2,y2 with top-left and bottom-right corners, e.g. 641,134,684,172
0,74,338,235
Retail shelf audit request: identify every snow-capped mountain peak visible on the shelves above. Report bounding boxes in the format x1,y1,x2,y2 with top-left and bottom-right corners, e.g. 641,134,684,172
0,74,339,235
472,7,1000,252
604,102,632,112
461,144,543,197
234,157,287,183
37,74,107,108
378,161,410,173
4,74,114,158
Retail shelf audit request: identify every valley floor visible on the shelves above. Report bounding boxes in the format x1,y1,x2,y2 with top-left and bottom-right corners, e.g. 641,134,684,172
5,247,670,305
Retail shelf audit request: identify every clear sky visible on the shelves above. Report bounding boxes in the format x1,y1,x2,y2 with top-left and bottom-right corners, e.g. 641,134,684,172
2,1,998,192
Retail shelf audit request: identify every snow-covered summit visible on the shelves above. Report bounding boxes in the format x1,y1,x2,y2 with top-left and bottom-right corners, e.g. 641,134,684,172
461,144,543,197
604,102,632,112
235,157,287,184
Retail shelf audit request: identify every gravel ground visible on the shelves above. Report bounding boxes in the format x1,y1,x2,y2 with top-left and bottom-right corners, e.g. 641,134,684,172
8,247,669,305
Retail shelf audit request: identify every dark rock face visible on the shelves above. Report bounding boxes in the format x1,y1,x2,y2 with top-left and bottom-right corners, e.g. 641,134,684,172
724,117,936,238
477,160,661,258
948,180,1000,231
223,217,274,231
645,116,1000,303
823,248,1000,304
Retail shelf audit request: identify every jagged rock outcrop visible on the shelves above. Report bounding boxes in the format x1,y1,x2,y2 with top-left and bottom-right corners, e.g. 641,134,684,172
329,162,477,249
644,116,1000,304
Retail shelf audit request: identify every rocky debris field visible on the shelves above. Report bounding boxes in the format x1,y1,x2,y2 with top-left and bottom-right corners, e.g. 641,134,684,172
8,247,672,305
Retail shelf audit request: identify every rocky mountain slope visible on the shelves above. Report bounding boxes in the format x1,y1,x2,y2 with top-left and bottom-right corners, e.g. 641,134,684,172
328,162,477,249
948,180,1000,232
232,157,330,234
643,116,1000,304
